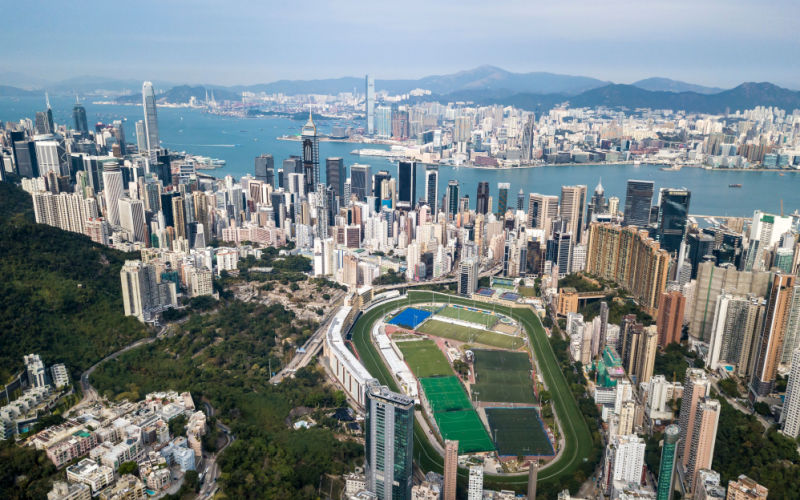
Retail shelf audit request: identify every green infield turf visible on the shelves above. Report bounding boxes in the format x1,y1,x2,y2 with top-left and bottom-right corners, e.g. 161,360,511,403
397,340,452,378
417,319,524,349
436,305,498,328
419,376,472,413
485,408,554,457
435,410,495,453
472,349,536,404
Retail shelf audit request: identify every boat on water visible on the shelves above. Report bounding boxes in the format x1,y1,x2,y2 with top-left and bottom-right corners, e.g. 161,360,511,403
633,160,641,166
729,183,742,188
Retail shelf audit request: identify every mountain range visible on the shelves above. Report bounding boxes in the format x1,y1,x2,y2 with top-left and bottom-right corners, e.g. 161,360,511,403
1,66,798,114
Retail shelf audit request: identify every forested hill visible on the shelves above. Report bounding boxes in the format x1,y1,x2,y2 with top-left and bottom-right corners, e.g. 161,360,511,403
0,182,148,383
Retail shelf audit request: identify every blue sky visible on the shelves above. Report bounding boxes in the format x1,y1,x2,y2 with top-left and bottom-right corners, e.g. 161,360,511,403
3,0,799,88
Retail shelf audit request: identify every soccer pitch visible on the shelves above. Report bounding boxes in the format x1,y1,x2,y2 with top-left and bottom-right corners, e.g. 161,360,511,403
420,376,472,413
436,306,498,328
436,410,495,453
420,376,494,453
417,319,524,350
485,408,554,457
398,340,452,378
472,349,536,404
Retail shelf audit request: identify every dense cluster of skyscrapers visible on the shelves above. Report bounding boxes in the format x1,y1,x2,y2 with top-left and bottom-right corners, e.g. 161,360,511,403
3,79,799,500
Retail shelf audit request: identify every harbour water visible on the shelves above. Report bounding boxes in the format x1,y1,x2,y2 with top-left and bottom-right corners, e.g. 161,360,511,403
2,95,798,217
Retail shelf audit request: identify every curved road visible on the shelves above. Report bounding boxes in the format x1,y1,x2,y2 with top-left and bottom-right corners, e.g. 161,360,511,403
67,326,166,416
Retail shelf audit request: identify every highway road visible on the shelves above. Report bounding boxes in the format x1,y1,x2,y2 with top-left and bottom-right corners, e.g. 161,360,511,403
269,290,347,384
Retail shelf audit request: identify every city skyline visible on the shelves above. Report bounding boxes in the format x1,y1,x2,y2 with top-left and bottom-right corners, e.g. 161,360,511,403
2,1,800,89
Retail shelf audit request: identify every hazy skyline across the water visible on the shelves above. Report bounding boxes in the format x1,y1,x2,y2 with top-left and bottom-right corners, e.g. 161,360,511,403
2,0,799,89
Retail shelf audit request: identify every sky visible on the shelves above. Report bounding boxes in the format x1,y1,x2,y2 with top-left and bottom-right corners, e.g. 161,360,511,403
2,0,799,89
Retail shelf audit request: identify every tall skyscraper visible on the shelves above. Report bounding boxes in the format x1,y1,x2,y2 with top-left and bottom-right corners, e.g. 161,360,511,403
255,154,274,185
527,193,559,235
397,161,416,209
443,440,458,500
780,285,800,365
517,189,525,211
134,121,146,153
72,100,88,134
560,185,587,242
657,188,691,254
468,465,483,500
751,273,796,396
585,223,671,315
623,180,655,227
602,434,645,493
656,291,686,347
684,399,720,494
118,198,146,243
447,180,459,220
780,349,800,438
476,182,489,215
633,325,658,384
706,292,765,374
365,75,375,135
10,131,39,178
172,195,187,239
102,164,124,226
497,182,510,215
587,179,608,223
284,156,304,174
326,157,345,198
301,112,319,193
425,166,438,215
350,164,371,202
459,258,479,296
365,379,414,500
679,369,710,464
520,114,535,162
121,260,175,322
656,424,680,500
142,81,160,153
373,170,392,211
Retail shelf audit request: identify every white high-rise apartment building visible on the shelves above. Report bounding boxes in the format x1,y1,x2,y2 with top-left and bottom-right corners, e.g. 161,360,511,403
603,434,645,493
102,164,124,226
780,348,800,438
118,198,146,243
467,465,483,500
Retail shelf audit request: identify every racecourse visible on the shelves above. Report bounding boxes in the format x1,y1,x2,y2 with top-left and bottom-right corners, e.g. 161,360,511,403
350,291,593,491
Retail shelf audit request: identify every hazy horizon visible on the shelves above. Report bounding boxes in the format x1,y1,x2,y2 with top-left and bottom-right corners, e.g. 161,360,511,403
3,0,799,89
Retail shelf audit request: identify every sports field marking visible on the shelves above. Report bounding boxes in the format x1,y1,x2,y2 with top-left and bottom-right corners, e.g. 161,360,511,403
436,305,498,328
397,340,452,378
417,319,523,349
472,349,536,404
485,407,554,457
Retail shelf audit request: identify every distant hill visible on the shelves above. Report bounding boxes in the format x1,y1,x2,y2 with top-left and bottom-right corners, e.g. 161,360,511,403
232,65,609,96
490,82,800,114
0,85,40,97
115,85,240,104
632,77,724,94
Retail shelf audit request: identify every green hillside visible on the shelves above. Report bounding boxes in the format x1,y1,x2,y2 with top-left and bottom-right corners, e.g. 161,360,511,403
0,181,148,383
